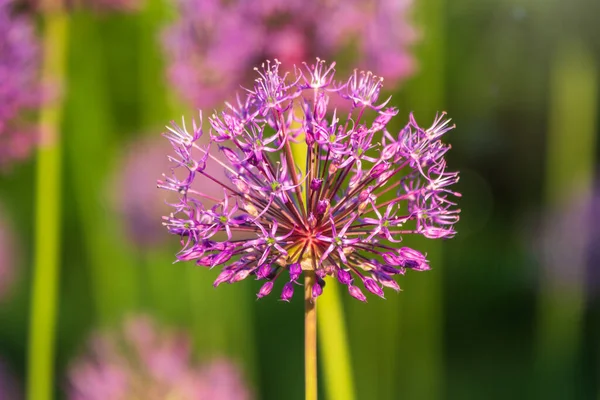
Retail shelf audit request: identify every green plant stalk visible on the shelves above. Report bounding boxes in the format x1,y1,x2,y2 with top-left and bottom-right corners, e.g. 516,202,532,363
305,271,318,400
379,0,446,396
65,14,140,325
291,131,356,400
317,281,356,400
534,39,596,399
27,12,69,400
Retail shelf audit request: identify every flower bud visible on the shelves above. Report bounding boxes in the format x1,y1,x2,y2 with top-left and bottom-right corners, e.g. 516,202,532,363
257,281,274,298
348,285,367,302
280,282,294,302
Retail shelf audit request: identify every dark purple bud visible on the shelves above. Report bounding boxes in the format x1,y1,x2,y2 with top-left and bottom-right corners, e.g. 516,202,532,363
348,285,367,302
310,178,323,191
281,282,294,302
211,250,233,267
337,268,353,285
316,200,329,215
289,263,302,282
256,264,273,280
213,269,234,287
406,260,431,271
380,265,404,275
312,281,323,298
363,278,385,298
257,281,274,298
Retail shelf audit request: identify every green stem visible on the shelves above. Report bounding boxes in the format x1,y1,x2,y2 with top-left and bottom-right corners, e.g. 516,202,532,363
27,12,69,400
534,38,596,399
318,281,356,400
305,271,318,400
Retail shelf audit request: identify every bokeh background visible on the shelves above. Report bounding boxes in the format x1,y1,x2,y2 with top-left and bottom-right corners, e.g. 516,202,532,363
1,0,599,398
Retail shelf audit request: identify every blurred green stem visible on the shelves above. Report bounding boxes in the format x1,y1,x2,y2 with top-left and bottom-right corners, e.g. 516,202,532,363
534,38,596,399
27,11,69,400
305,271,318,400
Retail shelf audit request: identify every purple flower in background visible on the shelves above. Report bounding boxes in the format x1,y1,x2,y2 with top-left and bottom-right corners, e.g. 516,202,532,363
0,0,41,169
0,206,17,301
68,315,252,400
163,0,415,109
535,181,600,299
158,59,460,302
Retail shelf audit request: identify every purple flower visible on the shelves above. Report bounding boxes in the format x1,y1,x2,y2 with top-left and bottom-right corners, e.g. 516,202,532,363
162,0,415,109
0,0,41,169
67,315,252,400
158,59,460,301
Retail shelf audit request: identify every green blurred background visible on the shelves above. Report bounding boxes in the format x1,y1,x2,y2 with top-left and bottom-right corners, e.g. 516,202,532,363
1,0,599,398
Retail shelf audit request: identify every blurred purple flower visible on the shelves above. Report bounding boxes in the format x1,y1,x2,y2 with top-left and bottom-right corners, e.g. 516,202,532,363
0,0,41,169
162,0,416,109
68,315,252,400
0,358,20,400
535,181,600,299
158,59,460,302
0,206,17,301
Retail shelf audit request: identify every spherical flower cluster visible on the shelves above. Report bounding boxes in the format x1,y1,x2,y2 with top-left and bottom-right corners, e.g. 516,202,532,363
0,0,41,169
163,0,415,109
159,59,460,302
68,316,252,400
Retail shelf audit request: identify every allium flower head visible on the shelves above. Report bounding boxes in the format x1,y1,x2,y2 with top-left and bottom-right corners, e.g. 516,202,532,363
68,316,251,400
163,0,415,109
159,59,460,302
0,0,41,168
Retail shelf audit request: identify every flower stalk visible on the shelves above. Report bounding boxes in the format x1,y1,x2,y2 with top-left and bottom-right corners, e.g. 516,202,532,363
305,270,318,400
27,9,69,400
